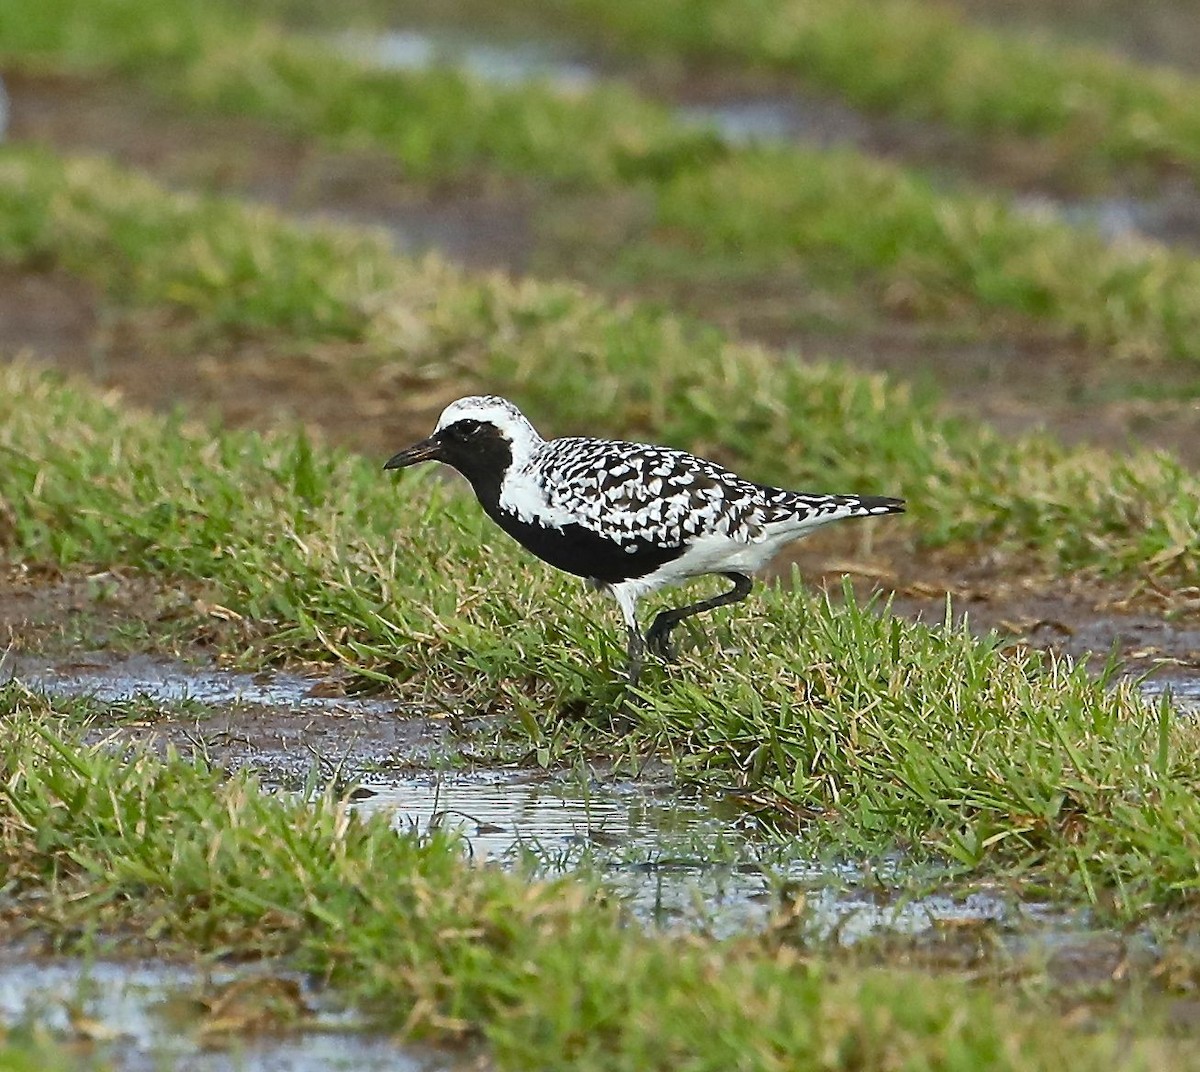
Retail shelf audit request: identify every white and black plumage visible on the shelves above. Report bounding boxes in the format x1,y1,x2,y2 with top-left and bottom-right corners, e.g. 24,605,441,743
385,395,904,683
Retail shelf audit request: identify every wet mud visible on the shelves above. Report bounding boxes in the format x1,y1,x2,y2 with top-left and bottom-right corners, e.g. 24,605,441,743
952,0,1200,75
778,536,1200,670
0,271,450,461
11,651,455,785
0,567,187,656
881,566,1200,673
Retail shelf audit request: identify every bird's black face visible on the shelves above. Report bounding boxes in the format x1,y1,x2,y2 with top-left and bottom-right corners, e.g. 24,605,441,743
384,418,513,493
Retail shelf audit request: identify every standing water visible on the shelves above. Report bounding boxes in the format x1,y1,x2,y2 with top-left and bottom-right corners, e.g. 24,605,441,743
20,654,1194,941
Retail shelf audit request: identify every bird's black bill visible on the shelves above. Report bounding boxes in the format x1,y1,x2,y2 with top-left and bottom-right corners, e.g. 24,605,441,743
383,436,443,470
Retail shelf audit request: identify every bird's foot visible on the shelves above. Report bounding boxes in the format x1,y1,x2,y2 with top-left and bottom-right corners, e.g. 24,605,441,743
645,620,678,663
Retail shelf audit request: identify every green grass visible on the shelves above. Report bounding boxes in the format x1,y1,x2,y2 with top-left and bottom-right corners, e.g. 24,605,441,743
7,1,1200,363
1,360,1199,910
0,686,1188,1071
1,147,1197,587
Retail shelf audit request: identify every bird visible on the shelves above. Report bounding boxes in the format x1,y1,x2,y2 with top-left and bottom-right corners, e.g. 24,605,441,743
385,395,904,684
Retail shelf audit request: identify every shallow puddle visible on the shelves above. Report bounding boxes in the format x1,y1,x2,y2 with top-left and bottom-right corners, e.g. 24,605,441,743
1015,189,1200,251
1141,675,1200,717
335,28,597,93
0,957,456,1071
15,652,399,715
352,770,1073,942
14,654,1199,943
674,96,868,149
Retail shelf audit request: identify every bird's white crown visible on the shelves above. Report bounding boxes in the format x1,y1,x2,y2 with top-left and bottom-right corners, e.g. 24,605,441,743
434,395,544,462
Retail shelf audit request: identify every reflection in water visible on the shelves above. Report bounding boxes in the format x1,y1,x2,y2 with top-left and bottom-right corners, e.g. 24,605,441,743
335,28,852,148
19,654,1196,940
19,653,398,715
354,773,1070,942
0,959,449,1072
336,29,595,92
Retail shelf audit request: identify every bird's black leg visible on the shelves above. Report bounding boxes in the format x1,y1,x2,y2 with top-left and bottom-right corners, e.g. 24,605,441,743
646,572,753,661
626,625,646,687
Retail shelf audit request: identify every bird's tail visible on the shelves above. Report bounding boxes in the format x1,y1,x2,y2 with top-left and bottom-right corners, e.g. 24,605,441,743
837,494,905,516
773,492,905,536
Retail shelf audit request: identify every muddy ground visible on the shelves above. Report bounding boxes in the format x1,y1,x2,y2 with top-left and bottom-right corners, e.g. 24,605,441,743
952,0,1200,74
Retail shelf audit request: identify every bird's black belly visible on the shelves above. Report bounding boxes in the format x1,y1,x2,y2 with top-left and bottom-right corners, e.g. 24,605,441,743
484,505,686,584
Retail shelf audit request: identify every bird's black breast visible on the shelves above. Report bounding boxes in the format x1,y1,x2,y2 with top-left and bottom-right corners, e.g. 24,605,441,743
481,502,687,584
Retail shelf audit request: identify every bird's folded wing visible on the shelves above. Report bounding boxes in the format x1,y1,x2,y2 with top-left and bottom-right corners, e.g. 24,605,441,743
540,440,778,545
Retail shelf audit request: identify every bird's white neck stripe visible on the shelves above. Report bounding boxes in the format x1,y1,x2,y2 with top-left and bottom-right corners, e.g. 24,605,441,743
498,463,574,529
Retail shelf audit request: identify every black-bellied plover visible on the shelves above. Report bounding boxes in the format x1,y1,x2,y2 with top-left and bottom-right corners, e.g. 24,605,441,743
385,395,904,683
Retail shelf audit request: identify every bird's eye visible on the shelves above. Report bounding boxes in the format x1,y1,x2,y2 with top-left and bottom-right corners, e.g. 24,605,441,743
453,419,483,438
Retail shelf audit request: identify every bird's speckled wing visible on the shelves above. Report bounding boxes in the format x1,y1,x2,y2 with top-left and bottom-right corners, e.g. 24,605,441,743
533,437,834,547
